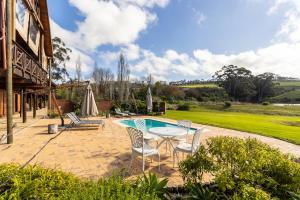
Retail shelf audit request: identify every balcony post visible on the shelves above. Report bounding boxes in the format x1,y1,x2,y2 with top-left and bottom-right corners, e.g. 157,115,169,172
6,0,13,144
20,89,23,117
22,89,27,123
33,92,36,118
48,58,52,114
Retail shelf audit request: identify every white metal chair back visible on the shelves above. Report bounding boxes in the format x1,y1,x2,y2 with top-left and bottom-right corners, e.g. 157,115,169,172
126,127,144,149
177,120,192,134
191,129,203,154
134,119,147,133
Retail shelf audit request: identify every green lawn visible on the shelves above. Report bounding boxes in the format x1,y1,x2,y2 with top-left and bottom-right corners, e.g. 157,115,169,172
270,90,300,103
195,103,300,116
162,106,300,145
276,81,300,87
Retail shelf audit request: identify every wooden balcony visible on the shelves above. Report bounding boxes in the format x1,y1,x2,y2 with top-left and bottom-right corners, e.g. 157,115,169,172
12,42,48,86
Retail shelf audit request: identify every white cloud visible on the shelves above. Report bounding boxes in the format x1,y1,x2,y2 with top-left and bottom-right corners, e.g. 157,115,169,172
50,0,165,52
194,43,300,78
50,0,169,78
269,0,300,43
192,8,207,26
98,43,140,65
67,0,157,50
113,0,170,8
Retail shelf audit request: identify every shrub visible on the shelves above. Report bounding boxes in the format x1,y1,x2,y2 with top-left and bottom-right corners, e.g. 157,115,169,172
224,101,232,108
177,103,190,111
187,183,226,200
262,102,270,106
232,185,271,200
0,164,167,199
179,136,300,199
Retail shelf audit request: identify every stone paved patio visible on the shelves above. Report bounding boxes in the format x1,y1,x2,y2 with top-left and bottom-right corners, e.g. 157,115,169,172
0,116,299,186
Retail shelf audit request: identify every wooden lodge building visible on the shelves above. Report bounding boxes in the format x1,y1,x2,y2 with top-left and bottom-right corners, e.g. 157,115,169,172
0,0,52,120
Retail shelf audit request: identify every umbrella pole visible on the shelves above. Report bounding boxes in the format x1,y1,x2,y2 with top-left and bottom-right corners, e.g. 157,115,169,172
51,93,64,126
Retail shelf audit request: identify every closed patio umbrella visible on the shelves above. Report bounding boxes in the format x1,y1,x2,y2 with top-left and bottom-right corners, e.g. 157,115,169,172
81,83,99,117
146,85,153,112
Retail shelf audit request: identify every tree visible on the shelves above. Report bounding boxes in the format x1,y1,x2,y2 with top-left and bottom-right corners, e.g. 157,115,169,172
253,73,276,102
51,37,71,82
117,53,130,102
75,55,82,83
92,63,114,100
214,65,254,101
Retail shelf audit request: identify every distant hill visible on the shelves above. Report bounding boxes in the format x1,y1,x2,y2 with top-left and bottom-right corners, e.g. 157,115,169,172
178,83,219,88
270,81,300,103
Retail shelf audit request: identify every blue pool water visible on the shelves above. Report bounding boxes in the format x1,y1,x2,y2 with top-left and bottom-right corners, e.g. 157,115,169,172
120,119,196,132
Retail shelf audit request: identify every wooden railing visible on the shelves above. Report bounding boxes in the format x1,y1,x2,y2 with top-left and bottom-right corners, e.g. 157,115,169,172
12,42,48,86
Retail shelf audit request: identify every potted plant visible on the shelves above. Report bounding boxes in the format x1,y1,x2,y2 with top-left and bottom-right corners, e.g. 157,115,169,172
105,111,110,118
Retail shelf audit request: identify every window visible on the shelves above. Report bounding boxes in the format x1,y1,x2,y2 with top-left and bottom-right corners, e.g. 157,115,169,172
16,0,26,27
15,0,29,41
29,19,38,44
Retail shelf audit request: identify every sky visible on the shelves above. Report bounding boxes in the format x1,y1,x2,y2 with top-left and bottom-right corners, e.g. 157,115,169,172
48,0,300,82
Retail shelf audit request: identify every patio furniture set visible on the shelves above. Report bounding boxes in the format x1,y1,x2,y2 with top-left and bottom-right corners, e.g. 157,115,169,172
127,119,204,172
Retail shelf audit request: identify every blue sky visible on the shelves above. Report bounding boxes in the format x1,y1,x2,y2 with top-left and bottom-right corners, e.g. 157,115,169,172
48,0,300,81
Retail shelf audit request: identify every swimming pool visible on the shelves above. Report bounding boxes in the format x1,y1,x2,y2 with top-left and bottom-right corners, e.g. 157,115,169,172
119,118,196,132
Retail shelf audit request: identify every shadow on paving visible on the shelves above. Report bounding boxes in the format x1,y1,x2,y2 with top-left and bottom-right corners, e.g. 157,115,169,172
97,152,178,180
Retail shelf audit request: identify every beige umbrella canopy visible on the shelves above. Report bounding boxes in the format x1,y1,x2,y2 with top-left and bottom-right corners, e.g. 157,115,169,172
81,83,99,117
146,85,153,112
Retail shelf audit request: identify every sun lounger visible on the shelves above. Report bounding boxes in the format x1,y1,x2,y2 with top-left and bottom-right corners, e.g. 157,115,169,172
124,111,137,116
115,108,129,117
66,112,105,129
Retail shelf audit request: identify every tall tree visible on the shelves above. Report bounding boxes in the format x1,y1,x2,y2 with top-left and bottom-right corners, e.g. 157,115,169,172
214,65,254,101
253,73,276,102
75,55,82,83
92,64,114,100
117,53,130,102
52,37,71,82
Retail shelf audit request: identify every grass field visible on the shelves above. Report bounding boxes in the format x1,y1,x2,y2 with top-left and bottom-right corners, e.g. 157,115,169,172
276,81,300,87
179,83,218,88
270,90,300,103
163,103,300,144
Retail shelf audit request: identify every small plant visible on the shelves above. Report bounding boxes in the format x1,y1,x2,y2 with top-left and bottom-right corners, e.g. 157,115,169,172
177,103,190,111
137,172,169,199
187,184,226,200
262,101,270,106
223,101,231,108
47,111,59,118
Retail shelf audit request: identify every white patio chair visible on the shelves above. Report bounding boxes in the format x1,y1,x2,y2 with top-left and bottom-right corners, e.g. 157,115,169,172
173,128,203,167
172,120,192,144
126,127,160,172
134,119,160,145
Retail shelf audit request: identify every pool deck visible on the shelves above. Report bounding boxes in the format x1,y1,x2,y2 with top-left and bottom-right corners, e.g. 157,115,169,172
0,115,299,186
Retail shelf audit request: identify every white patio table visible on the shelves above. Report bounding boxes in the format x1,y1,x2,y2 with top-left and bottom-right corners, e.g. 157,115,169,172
148,127,187,152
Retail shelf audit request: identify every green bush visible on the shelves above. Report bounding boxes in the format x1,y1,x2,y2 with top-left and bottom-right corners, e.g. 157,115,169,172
0,164,167,199
177,103,190,111
262,102,270,106
179,136,300,199
224,101,232,108
231,185,271,200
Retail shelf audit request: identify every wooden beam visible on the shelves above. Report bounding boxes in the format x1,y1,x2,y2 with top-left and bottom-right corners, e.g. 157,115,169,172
22,89,27,123
20,89,23,117
6,0,13,144
33,93,36,118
